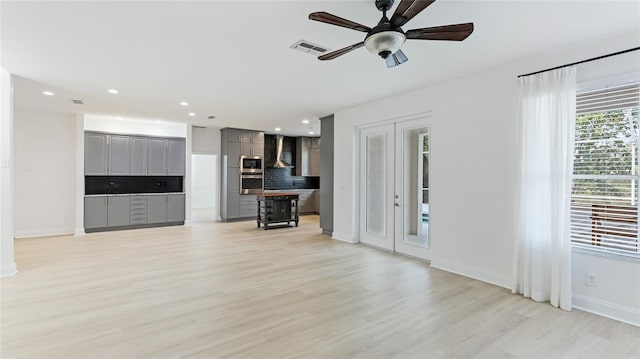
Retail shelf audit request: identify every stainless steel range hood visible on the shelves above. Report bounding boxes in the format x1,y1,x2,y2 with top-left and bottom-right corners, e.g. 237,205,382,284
272,135,293,168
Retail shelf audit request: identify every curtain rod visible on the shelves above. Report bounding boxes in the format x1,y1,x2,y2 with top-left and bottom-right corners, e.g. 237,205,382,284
517,47,640,78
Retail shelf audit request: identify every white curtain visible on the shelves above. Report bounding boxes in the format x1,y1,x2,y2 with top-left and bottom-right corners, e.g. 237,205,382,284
513,67,576,311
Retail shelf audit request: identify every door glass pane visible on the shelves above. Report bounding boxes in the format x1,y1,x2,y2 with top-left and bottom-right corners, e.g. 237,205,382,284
401,127,429,247
366,133,386,235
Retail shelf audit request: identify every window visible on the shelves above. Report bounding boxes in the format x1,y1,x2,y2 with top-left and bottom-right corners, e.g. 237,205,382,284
570,81,640,257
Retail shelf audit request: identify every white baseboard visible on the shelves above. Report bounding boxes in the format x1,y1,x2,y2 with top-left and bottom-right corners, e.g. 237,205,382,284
74,228,86,236
332,231,358,244
430,258,511,289
573,294,640,327
1,262,17,277
184,220,192,226
14,227,74,239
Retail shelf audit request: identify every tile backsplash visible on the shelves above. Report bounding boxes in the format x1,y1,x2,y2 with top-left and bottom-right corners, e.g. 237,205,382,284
263,135,319,190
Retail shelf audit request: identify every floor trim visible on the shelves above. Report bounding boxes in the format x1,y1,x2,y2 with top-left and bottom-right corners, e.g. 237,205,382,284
573,294,640,327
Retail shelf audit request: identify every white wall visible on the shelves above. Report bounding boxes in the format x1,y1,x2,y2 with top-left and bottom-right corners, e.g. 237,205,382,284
0,67,17,276
192,126,221,154
333,32,640,325
14,111,77,238
84,114,187,138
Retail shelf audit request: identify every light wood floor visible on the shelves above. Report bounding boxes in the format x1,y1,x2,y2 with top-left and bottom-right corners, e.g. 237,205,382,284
2,216,639,358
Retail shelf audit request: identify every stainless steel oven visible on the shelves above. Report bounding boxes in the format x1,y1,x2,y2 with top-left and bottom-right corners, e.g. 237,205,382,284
240,155,263,174
240,174,263,195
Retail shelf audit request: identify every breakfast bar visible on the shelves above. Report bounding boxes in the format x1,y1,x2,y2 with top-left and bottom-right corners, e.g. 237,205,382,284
256,193,300,230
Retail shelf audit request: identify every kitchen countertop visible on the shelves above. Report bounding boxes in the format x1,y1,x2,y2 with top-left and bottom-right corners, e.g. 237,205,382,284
257,192,300,198
85,192,185,197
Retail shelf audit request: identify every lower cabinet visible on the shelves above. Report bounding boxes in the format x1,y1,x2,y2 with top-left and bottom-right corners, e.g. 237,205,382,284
84,196,108,229
168,194,186,222
107,196,131,227
84,193,185,232
147,195,168,224
240,195,258,218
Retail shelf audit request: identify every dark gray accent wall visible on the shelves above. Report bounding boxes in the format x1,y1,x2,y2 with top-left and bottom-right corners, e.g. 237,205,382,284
263,135,319,190
319,114,334,235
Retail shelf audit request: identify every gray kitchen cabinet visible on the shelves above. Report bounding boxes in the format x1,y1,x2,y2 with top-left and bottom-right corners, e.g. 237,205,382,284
227,167,240,194
221,128,264,221
84,196,108,229
240,195,258,218
85,133,108,175
107,196,130,227
167,138,186,175
108,135,130,175
148,138,167,175
240,131,252,143
227,193,240,218
129,137,148,175
250,131,264,144
227,129,242,143
167,194,186,222
228,143,241,167
129,196,148,225
147,195,168,223
241,142,263,156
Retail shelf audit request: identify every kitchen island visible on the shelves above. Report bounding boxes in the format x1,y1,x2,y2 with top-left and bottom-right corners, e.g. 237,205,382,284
257,193,299,230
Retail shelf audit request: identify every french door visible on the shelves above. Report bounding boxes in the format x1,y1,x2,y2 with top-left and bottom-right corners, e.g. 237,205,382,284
359,119,431,260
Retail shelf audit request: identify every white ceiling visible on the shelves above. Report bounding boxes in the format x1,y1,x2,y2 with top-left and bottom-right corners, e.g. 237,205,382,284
2,1,639,135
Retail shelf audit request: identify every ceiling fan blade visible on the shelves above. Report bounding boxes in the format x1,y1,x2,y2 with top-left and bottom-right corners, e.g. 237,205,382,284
406,23,474,41
318,42,364,61
309,12,371,33
390,0,437,27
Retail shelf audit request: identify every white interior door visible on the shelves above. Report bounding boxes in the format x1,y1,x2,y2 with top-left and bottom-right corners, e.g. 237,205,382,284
358,119,431,259
359,124,395,251
394,120,430,260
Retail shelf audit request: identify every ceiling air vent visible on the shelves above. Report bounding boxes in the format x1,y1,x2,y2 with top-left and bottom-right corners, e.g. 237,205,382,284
207,115,216,119
71,99,84,104
290,40,329,56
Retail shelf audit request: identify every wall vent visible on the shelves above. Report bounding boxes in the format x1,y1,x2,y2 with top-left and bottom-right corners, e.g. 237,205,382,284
290,40,330,56
71,99,84,104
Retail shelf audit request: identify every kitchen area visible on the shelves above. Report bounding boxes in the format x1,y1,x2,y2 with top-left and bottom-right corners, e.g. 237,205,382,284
220,127,323,229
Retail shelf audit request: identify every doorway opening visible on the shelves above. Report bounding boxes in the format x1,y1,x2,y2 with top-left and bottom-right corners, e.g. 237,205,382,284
191,154,217,223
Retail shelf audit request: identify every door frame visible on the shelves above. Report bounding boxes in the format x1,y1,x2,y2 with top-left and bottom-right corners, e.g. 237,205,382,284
354,111,433,259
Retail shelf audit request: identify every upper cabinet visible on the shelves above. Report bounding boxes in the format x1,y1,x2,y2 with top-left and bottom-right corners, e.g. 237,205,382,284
296,137,321,176
223,128,264,158
108,135,131,175
167,138,186,175
129,137,148,175
85,133,108,175
147,138,168,175
85,132,185,176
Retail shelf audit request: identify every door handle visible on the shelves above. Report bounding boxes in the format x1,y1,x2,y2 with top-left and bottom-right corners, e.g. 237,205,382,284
395,203,400,207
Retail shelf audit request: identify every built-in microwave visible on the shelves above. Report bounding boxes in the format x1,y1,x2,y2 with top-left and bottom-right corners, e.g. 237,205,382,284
240,155,263,173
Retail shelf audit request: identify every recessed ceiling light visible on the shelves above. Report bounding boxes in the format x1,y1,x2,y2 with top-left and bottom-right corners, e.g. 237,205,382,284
275,127,281,132
309,131,315,135
188,112,196,117
180,101,189,106
302,119,310,124
107,89,119,94
42,91,54,96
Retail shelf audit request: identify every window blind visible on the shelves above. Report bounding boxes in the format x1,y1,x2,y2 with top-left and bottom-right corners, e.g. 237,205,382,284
571,81,640,255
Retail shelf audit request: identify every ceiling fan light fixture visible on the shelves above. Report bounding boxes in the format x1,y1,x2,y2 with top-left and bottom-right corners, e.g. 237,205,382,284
364,30,406,58
385,49,409,68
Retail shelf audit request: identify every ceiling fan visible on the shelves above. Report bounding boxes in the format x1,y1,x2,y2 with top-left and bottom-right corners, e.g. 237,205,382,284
309,0,474,67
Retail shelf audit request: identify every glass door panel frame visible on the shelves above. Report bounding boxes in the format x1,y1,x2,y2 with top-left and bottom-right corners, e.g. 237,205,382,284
394,119,431,260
